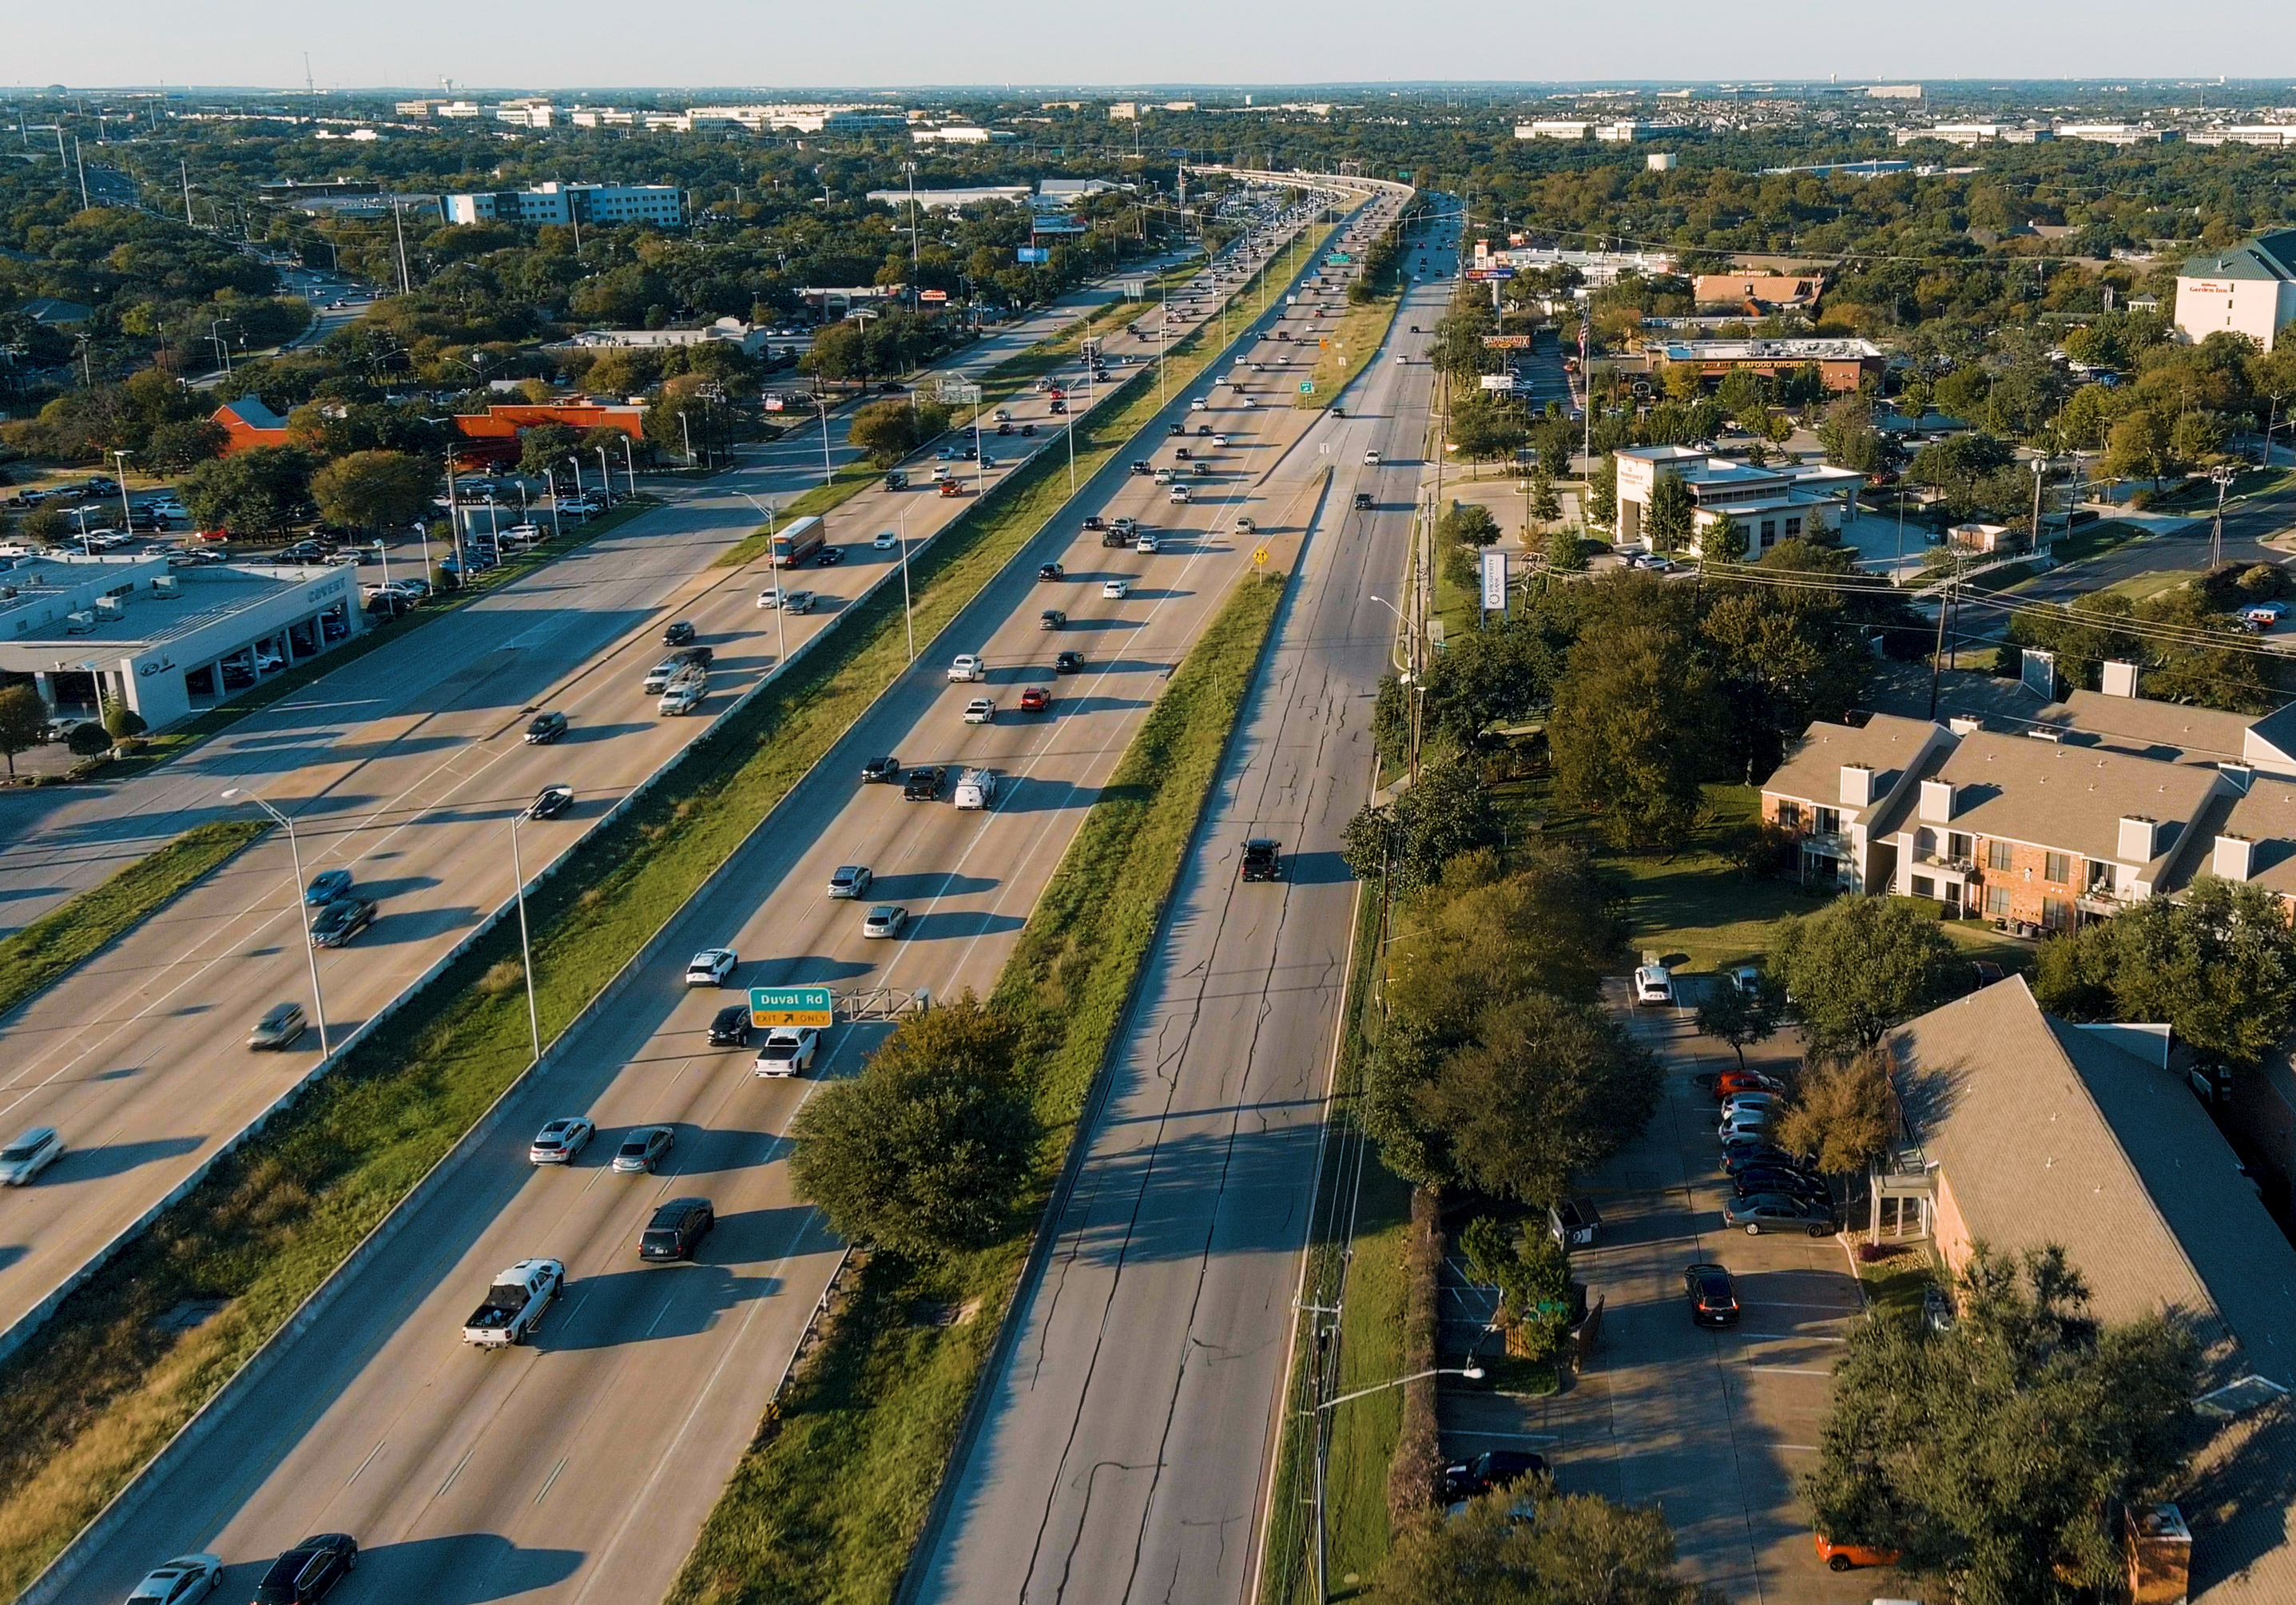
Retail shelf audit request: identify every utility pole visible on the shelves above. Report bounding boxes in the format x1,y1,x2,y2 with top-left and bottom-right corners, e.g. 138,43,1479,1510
181,158,193,224
73,137,88,210
391,199,411,294
2210,463,2238,570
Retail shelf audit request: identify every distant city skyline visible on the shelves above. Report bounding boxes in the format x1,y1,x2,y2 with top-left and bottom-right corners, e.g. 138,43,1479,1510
11,0,2296,95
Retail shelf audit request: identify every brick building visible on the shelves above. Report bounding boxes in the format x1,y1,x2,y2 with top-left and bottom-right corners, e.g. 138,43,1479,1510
211,397,293,456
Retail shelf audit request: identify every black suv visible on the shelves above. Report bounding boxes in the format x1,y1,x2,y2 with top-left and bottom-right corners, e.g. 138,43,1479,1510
1685,1262,1741,1326
254,1534,358,1603
1440,1450,1546,1504
708,1004,753,1047
1353,491,1374,511
309,896,376,948
860,755,902,784
903,765,946,801
1241,840,1283,881
1054,650,1084,674
640,1197,715,1261
663,620,696,646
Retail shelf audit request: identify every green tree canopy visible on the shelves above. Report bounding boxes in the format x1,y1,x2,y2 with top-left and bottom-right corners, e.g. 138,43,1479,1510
1548,574,1723,849
180,445,316,540
311,449,439,535
0,684,47,777
1770,894,1956,1060
1438,501,1501,547
1341,759,1502,893
1775,1047,1894,1174
1376,1483,1725,1605
787,995,1035,1257
1644,468,1694,553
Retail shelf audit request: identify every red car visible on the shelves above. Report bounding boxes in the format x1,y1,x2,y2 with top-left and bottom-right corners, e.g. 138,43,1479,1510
1019,687,1051,713
1715,1071,1786,1101
1814,1535,1901,1572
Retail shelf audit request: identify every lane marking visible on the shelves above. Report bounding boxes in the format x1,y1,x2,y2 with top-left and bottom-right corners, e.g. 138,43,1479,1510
435,1444,476,1499
534,1456,568,1505
344,1440,387,1488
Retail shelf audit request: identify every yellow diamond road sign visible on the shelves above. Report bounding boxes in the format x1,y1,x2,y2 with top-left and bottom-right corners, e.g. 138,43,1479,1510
1253,546,1270,566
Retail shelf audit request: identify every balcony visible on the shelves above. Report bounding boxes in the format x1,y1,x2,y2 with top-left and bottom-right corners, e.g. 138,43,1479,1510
2076,885,2125,917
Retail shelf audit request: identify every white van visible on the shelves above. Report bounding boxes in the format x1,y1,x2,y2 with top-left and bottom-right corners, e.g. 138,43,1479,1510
953,767,998,810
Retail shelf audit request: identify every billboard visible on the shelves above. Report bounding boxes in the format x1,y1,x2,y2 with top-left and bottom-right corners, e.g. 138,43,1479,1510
1480,549,1509,616
1464,266,1516,281
1478,374,1516,391
1482,334,1533,348
1016,247,1050,264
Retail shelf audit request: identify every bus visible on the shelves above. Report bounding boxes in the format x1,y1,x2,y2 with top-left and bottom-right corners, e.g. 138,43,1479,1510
769,515,826,568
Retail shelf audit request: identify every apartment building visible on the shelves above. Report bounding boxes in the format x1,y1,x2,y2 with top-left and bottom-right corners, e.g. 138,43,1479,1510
1758,713,1956,891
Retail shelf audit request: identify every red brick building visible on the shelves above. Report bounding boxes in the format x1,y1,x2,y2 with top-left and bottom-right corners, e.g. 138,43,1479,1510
211,397,293,456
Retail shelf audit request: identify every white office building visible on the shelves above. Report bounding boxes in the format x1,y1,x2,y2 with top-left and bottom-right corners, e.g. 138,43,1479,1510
444,182,683,228
2176,231,2296,352
0,553,364,729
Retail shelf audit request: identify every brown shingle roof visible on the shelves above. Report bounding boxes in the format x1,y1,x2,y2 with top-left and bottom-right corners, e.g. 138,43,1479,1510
1927,729,2226,869
1759,712,1940,820
1890,979,2296,1603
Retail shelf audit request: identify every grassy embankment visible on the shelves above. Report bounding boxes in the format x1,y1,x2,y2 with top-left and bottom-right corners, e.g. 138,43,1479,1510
664,573,1287,1605
0,820,268,1021
0,223,1328,1600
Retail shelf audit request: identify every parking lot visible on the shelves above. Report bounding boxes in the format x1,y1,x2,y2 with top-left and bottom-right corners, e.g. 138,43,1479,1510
1438,979,1914,1603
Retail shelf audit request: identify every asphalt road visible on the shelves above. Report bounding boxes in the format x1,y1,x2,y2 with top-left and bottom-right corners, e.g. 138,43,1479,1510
50,190,1372,1605
2012,477,2296,608
0,264,1214,1362
910,195,1441,1605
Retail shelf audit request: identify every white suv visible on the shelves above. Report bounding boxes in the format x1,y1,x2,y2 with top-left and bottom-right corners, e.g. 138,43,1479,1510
947,654,985,682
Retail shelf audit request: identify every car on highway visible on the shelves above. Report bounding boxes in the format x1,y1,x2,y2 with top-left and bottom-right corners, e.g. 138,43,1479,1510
779,590,817,614
1363,450,1380,466
1038,562,1065,582
860,754,901,784
817,546,845,566
247,1002,308,1051
948,654,986,682
963,697,995,724
252,1535,358,1604
903,765,946,801
1054,650,1085,674
641,1198,716,1261
308,896,375,948
757,586,787,609
863,904,910,939
1102,579,1130,599
524,711,569,745
612,1126,675,1174
685,948,738,987
663,620,696,646
529,1117,596,1164
303,868,354,906
753,1027,821,1077
1439,1449,1546,1504
875,530,900,550
658,675,706,716
1019,687,1051,713
528,784,574,820
462,1257,563,1347
1039,609,1067,630
708,1005,753,1047
1723,1193,1837,1236
1136,530,1162,551
1685,1261,1741,1326
1353,492,1374,511
0,1126,65,1186
828,864,874,899
1241,839,1284,881
126,1553,223,1604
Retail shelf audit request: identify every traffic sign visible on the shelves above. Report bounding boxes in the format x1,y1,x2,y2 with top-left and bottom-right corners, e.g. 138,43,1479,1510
1253,545,1270,566
1298,381,1315,394
750,985,834,1028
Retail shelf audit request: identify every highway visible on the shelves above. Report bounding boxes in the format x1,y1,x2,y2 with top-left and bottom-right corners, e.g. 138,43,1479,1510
911,200,1451,1605
0,248,1253,1365
49,188,1382,1605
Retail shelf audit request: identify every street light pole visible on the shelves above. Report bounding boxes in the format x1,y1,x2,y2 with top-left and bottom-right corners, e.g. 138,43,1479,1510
2211,462,2239,570
220,789,330,1056
737,494,789,668
110,448,133,531
896,501,915,661
1309,1365,1484,1604
509,812,540,1060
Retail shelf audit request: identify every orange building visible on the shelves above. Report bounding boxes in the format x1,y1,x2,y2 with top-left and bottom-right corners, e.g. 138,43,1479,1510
211,397,294,456
450,399,648,467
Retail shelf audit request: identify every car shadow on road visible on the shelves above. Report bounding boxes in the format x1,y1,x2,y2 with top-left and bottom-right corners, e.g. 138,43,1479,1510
902,910,1025,942
543,1261,784,1350
864,871,999,900
300,1533,582,1604
51,1134,204,1183
556,721,652,745
358,905,479,946
1284,850,1356,886
757,955,878,987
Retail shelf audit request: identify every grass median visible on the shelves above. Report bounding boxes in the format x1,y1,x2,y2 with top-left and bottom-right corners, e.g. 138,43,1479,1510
0,227,1325,1601
0,820,268,1023
665,570,1288,1605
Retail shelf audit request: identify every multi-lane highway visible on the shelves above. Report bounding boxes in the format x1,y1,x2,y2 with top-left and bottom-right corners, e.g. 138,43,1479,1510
0,244,1274,1368
912,197,1452,1605
47,185,1387,1605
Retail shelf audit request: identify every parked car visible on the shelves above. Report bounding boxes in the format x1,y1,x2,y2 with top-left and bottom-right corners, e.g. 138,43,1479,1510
753,1027,821,1077
528,784,574,820
863,904,910,939
708,1004,753,1047
1714,1070,1785,1100
126,1555,223,1605
0,1126,64,1186
828,864,874,900
1722,1193,1837,1236
1721,1143,1812,1178
252,1535,357,1605
1684,1262,1741,1326
860,754,901,784
640,1197,715,1261
612,1125,674,1174
1731,1166,1831,1204
684,948,738,987
1813,1534,1901,1573
524,711,568,745
247,1001,308,1051
1439,1450,1546,1504
304,868,354,906
1633,964,1674,1005
528,1117,595,1165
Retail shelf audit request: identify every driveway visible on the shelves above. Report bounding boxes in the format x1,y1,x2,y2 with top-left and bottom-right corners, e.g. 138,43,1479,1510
1437,981,1912,1603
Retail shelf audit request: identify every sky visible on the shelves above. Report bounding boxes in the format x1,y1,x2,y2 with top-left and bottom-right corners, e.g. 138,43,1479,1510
10,0,2296,93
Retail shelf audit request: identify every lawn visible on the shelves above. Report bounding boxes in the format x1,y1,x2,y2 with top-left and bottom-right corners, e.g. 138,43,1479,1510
1295,292,1401,411
1853,1241,1941,1321
2047,520,2148,567
2099,570,2194,604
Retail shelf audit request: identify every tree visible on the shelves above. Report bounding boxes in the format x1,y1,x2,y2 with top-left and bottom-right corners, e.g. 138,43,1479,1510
1376,1483,1725,1605
145,419,228,473
1802,1244,2199,1605
101,699,148,743
66,722,112,759
1702,510,1746,563
1644,468,1694,552
1438,501,1501,549
1775,1047,1893,1174
2103,407,2174,491
1460,1217,1571,1361
1584,453,1617,527
0,684,46,777
180,445,316,540
1714,367,1766,422
787,994,1035,1258
1545,525,1586,572
311,450,439,538
2170,407,2227,466
2032,874,2296,1067
1416,993,1661,1204
1341,760,1502,892
518,423,583,486
1770,895,1956,1060
20,507,67,549
847,398,928,466
1548,577,1724,850
1528,468,1561,529
1694,976,1782,1070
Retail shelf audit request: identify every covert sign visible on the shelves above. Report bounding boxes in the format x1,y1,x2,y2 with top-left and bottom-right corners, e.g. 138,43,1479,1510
750,985,834,1028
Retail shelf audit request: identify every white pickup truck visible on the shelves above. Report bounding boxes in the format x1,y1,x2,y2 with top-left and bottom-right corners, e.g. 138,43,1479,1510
461,1257,564,1347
